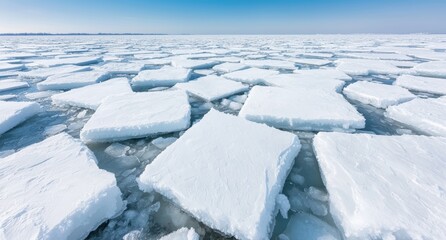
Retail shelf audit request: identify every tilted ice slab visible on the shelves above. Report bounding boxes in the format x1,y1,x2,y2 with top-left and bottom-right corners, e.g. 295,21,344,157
313,132,446,240
131,66,191,88
29,56,103,67
37,71,109,90
263,74,345,93
386,98,446,136
343,81,416,108
0,62,24,71
159,228,199,240
239,86,365,131
52,78,133,110
19,65,91,81
223,67,279,85
336,59,407,75
138,109,301,240
395,74,446,95
293,69,352,81
80,90,190,143
242,59,296,70
171,58,219,69
94,62,146,74
0,133,124,240
212,62,248,73
174,75,248,101
413,61,446,78
0,80,29,93
0,100,41,135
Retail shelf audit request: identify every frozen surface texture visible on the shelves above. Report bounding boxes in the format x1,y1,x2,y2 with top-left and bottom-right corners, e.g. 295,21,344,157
263,74,345,93
336,59,406,75
131,66,191,88
81,90,190,142
313,132,446,240
395,74,446,95
0,100,41,135
0,133,124,240
239,86,365,131
223,67,279,84
0,81,29,93
413,61,446,78
138,109,301,240
37,71,109,90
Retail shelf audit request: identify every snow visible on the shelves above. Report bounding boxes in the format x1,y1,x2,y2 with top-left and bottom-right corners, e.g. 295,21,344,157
263,74,345,93
280,212,341,240
239,86,365,131
171,58,219,69
51,78,133,110
0,100,41,135
174,75,248,101
80,90,190,143
37,71,109,90
0,62,24,71
212,62,248,73
336,59,406,75
343,81,416,108
138,109,301,240
223,67,279,84
0,80,29,93
413,61,446,78
394,74,446,95
159,228,199,240
386,98,446,136
0,133,124,240
313,132,446,240
242,59,296,70
94,62,145,75
131,66,191,88
293,69,352,81
19,65,91,81
29,56,103,67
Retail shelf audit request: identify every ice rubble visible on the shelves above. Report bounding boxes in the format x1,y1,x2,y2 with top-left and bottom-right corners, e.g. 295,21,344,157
223,67,279,84
212,62,248,73
0,80,29,92
51,77,133,110
0,133,124,240
413,61,446,78
159,228,199,240
0,100,41,135
336,59,407,75
386,97,446,136
263,74,345,93
19,65,91,81
80,90,190,143
138,109,301,240
343,81,416,108
239,86,365,131
313,132,446,240
174,75,249,101
131,66,191,88
395,74,446,95
36,71,109,90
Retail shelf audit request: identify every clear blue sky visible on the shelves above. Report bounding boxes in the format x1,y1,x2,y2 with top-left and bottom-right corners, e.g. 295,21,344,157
0,0,445,34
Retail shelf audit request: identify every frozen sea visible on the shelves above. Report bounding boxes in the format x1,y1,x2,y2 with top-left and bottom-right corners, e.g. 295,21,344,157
1,35,445,240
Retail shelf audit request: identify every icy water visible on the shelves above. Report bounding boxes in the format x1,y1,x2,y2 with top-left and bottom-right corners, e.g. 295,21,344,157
0,35,445,240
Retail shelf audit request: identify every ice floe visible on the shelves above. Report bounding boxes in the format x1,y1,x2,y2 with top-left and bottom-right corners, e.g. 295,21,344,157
263,74,345,93
395,74,446,95
336,59,407,75
131,66,191,88
212,62,248,73
413,61,446,78
37,70,109,90
223,67,279,84
0,80,29,93
171,58,219,69
19,65,91,81
0,100,41,135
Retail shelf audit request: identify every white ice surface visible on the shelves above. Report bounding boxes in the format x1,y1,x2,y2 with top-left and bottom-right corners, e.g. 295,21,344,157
289,58,331,66
171,58,219,69
292,69,352,81
336,59,407,75
19,65,91,81
239,86,365,131
51,78,133,110
343,81,416,108
94,62,145,74
80,90,190,143
0,133,124,240
29,56,102,67
131,66,191,88
413,61,446,78
263,74,345,93
0,100,41,135
0,62,24,71
212,62,248,73
395,74,446,95
223,67,279,84
313,132,446,240
386,97,446,136
0,81,29,93
242,59,295,70
37,71,109,90
174,75,249,101
138,109,301,240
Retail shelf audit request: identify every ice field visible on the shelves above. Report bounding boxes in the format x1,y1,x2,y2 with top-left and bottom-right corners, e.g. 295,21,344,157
0,35,446,240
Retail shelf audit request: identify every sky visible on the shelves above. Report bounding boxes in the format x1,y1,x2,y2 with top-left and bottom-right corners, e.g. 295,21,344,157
0,0,445,34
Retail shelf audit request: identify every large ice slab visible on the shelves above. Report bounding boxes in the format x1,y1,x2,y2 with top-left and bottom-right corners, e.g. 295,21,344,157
336,59,406,75
239,86,365,131
174,75,248,101
19,65,91,81
0,100,41,135
293,69,352,81
37,71,109,90
131,66,191,88
0,133,124,240
343,81,416,108
0,80,29,93
138,109,301,240
242,59,295,70
80,90,190,142
395,74,446,95
386,98,446,136
159,228,199,240
313,132,446,240
223,67,279,84
29,56,103,67
0,62,24,71
212,62,248,73
95,62,145,75
413,61,446,78
52,78,133,110
171,58,219,69
263,74,345,93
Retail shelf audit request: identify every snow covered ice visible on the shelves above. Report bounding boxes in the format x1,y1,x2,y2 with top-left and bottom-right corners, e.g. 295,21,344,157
0,100,41,135
0,80,29,92
138,109,301,240
395,74,446,95
0,133,124,240
413,61,446,78
263,74,345,93
223,67,279,84
131,66,191,88
313,132,446,239
37,70,109,90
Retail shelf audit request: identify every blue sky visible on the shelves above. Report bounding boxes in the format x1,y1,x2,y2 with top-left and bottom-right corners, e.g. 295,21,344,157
0,0,445,34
